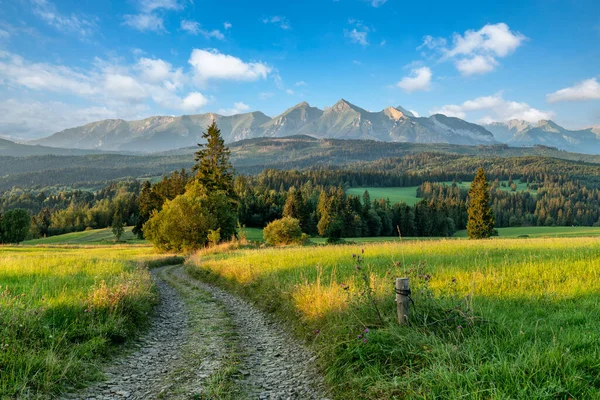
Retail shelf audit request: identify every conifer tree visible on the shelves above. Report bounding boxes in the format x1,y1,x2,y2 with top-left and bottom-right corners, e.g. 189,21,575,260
193,121,235,197
467,168,495,239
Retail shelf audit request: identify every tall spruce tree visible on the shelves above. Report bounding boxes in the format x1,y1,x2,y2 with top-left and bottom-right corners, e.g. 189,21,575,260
467,168,495,239
193,121,235,197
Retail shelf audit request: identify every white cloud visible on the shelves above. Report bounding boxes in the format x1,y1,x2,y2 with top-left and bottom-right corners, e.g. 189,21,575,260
189,49,271,82
180,19,200,34
262,16,291,30
417,35,447,50
455,55,498,76
104,74,147,103
31,0,97,36
344,20,371,46
0,29,10,39
547,78,600,103
345,29,368,45
409,109,420,117
0,50,207,117
218,102,250,116
396,67,432,93
138,0,182,12
180,20,225,39
0,52,97,95
430,93,554,123
352,60,362,65
224,22,232,30
446,23,525,58
123,14,165,32
181,92,209,112
420,23,525,75
286,89,294,95
295,81,307,87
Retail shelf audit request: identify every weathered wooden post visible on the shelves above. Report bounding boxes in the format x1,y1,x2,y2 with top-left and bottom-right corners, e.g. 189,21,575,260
395,277,410,324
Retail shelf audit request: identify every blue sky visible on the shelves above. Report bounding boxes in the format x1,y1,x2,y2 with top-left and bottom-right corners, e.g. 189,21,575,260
0,0,598,139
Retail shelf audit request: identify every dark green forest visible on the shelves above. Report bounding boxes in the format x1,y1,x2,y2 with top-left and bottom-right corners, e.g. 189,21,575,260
3,141,600,240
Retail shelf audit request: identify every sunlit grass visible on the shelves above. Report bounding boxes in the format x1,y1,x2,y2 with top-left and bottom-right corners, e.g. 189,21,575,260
0,246,171,397
188,237,600,398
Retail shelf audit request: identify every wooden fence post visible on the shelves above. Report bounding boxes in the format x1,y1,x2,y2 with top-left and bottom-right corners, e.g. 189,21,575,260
396,277,410,324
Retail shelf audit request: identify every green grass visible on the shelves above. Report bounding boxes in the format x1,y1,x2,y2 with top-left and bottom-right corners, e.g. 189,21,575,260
454,226,600,238
240,227,264,242
347,180,533,206
346,186,423,205
23,227,147,245
187,237,600,399
0,246,176,397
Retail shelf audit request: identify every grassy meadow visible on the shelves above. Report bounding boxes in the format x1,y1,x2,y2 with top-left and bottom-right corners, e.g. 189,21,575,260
23,227,145,246
0,245,179,398
346,179,532,206
187,237,600,399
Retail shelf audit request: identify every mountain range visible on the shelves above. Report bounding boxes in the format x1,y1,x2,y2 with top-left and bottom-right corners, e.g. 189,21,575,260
16,99,600,154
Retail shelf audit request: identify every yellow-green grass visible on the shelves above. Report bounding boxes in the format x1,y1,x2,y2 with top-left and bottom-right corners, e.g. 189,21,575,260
454,226,600,238
188,238,600,398
346,179,532,206
0,246,175,397
23,227,147,246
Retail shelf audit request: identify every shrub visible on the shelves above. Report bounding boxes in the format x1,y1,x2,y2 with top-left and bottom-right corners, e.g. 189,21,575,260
143,182,237,252
263,217,304,246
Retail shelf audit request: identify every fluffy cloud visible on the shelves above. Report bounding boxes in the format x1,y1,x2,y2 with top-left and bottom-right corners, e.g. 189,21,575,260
295,81,307,87
0,52,97,95
181,92,209,112
430,94,554,123
218,102,250,116
180,20,225,39
547,78,600,103
262,16,291,30
189,49,271,82
420,23,525,75
224,22,232,30
455,55,498,76
396,67,432,93
31,0,97,36
123,13,165,32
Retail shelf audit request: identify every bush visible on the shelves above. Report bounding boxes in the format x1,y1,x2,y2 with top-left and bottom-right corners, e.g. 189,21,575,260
263,217,304,246
143,182,237,252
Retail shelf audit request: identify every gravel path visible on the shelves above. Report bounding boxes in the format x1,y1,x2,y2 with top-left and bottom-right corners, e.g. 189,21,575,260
67,265,328,400
69,266,190,400
172,267,328,399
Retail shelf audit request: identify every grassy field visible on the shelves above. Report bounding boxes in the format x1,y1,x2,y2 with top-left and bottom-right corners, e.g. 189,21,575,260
187,237,600,399
347,179,532,206
23,227,146,246
0,245,179,398
454,226,600,238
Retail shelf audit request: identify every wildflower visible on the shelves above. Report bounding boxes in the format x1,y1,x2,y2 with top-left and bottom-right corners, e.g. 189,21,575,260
364,328,369,333
314,329,320,335
363,338,368,344
357,334,363,339
361,249,364,254
355,265,361,270
352,254,356,258
457,325,463,330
